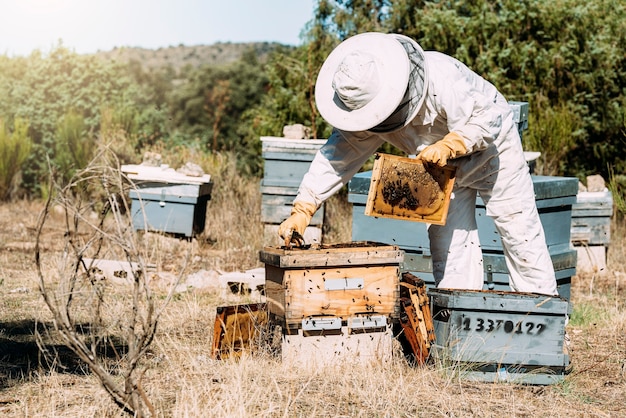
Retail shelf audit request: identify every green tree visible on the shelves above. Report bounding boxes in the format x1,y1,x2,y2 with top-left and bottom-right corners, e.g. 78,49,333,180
388,0,626,177
0,44,142,196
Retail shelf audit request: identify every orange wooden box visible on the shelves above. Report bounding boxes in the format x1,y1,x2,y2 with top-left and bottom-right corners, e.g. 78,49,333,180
365,153,456,225
259,242,403,327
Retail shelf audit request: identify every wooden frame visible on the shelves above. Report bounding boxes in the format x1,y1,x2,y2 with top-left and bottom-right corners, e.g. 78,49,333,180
365,153,456,225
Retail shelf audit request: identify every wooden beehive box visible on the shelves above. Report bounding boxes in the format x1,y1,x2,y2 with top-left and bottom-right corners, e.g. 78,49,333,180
365,153,456,225
571,190,613,245
259,242,403,329
401,248,576,300
429,288,571,385
281,317,394,369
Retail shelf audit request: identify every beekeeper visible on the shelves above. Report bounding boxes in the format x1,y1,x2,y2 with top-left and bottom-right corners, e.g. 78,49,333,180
278,32,558,296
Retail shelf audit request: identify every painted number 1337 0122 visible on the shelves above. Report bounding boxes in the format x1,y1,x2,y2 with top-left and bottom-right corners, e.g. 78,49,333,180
460,316,546,335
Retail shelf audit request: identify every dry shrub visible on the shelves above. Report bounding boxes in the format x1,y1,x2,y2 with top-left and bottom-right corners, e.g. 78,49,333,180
34,147,187,417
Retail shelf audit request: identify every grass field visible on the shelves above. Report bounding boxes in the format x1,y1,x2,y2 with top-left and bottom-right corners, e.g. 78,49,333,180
0,172,624,417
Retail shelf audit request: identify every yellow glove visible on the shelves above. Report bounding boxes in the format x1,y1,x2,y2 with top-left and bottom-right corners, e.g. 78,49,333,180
278,201,318,247
417,132,467,166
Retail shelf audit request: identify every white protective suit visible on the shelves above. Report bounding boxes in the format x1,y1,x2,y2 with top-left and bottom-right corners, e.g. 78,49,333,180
294,51,558,295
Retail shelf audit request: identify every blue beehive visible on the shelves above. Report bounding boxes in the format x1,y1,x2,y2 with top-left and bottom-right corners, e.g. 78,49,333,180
260,137,326,246
348,171,579,299
429,288,571,385
123,165,213,238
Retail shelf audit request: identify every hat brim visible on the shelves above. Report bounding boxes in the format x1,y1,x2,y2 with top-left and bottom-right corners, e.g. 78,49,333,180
315,33,411,132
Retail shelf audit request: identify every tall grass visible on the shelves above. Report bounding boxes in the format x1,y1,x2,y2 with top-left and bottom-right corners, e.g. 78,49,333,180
1,143,625,417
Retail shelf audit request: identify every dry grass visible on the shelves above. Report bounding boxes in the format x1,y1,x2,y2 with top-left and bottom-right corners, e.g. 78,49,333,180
0,177,625,417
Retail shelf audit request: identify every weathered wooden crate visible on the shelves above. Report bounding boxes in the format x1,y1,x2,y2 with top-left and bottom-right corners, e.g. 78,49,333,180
211,303,268,360
122,165,213,237
260,242,403,329
260,136,326,188
365,154,456,225
570,190,613,273
429,288,570,385
401,249,576,300
281,315,393,368
349,172,579,253
571,191,613,245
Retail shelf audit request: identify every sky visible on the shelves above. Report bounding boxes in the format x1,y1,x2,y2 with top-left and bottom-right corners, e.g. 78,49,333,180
0,0,317,57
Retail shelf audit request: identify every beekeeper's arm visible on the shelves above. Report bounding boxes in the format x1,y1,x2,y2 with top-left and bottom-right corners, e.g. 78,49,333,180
418,55,504,165
279,130,384,243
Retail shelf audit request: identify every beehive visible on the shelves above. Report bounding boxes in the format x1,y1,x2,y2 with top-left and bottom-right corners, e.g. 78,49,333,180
122,164,213,237
429,288,571,385
260,242,403,328
571,190,613,273
349,171,579,299
260,242,403,367
260,136,326,246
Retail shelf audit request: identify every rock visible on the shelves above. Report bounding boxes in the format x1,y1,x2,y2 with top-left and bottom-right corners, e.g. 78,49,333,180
283,124,311,139
184,269,221,289
177,162,205,177
142,152,162,167
586,174,606,192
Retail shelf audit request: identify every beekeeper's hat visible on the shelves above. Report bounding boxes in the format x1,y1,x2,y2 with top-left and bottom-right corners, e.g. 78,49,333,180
315,32,428,132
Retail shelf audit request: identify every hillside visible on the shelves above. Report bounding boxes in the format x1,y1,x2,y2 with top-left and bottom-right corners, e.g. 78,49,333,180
93,41,286,71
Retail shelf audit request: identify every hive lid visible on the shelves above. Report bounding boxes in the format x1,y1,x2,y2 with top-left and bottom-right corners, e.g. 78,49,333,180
259,241,403,268
428,288,570,314
121,164,211,185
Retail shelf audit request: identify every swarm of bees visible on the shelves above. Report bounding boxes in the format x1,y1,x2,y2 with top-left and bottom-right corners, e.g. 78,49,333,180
380,160,445,216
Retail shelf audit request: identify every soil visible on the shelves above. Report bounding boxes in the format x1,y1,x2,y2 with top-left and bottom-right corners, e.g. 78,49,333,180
0,200,625,417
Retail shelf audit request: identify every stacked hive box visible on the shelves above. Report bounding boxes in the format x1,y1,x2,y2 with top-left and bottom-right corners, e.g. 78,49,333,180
122,164,213,238
348,172,579,299
571,190,613,272
260,243,403,368
429,288,571,384
260,137,326,246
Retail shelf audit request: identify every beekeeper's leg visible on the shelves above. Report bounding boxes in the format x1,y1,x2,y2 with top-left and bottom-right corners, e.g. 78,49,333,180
484,171,558,296
429,186,484,289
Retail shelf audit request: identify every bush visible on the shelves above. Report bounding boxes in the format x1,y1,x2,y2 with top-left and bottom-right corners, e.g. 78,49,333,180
0,117,32,200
